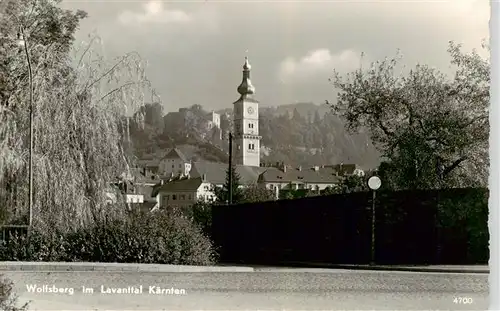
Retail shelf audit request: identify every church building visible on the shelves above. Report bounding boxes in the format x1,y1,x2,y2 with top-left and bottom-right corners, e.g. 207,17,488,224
232,57,262,167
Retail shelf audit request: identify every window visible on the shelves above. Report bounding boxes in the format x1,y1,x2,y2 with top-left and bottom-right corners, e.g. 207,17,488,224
172,164,174,169
248,144,255,150
248,123,254,129
172,195,177,200
188,194,192,200
179,164,182,168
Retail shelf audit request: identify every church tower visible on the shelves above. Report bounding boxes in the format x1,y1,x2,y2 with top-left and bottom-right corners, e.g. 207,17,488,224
233,57,261,167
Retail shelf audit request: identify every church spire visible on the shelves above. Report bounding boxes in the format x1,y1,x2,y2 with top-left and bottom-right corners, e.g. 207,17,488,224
237,57,255,97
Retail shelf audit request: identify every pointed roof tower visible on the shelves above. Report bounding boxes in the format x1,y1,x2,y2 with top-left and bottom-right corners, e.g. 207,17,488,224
237,57,255,98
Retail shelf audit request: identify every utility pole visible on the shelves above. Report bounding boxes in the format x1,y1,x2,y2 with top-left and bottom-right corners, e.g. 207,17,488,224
18,28,33,232
367,176,382,265
228,132,233,205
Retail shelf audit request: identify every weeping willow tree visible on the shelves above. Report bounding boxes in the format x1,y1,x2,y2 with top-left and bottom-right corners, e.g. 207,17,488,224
0,0,152,231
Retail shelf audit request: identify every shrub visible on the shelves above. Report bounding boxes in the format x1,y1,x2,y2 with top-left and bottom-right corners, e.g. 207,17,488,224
0,275,29,311
190,202,213,238
0,211,216,265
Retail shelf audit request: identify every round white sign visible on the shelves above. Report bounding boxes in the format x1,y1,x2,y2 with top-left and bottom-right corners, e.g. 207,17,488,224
368,176,382,190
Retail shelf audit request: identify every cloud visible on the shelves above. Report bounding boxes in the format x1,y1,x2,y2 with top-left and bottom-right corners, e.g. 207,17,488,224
118,1,192,25
279,49,363,83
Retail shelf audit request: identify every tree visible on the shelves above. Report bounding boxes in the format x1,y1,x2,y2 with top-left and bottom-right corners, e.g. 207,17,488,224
0,0,151,231
283,191,295,200
212,162,243,204
241,184,275,203
319,175,368,196
328,41,489,190
335,175,368,194
190,201,213,237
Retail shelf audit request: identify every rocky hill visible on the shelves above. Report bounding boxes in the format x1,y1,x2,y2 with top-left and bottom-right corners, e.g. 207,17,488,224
126,102,381,170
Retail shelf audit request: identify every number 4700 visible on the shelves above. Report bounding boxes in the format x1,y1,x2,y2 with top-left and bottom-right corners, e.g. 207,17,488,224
453,297,473,304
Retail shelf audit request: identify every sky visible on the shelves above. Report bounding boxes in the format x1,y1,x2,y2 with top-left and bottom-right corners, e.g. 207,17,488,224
61,0,489,113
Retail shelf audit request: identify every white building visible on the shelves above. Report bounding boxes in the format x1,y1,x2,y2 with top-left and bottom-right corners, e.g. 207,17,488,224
233,57,262,167
152,175,216,209
205,111,222,141
207,111,221,129
105,180,144,209
159,148,192,177
105,192,144,205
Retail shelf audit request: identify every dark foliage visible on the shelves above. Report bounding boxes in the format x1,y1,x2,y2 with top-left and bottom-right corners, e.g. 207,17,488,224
241,184,275,203
189,201,213,239
212,162,243,204
0,211,216,265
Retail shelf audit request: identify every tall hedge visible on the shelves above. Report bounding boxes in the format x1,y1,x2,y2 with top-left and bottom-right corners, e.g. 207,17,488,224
436,187,489,263
0,210,216,265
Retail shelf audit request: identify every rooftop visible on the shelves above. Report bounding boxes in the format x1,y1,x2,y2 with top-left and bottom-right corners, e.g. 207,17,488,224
152,177,204,196
162,148,188,162
190,161,266,185
258,166,341,184
189,161,343,185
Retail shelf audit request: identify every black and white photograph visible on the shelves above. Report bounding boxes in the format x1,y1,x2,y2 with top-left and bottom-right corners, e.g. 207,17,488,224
0,0,493,310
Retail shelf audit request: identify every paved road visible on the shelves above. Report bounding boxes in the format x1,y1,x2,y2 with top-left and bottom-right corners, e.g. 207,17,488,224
2,270,488,310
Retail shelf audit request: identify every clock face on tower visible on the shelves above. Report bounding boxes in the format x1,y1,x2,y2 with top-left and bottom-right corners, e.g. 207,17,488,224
247,107,254,115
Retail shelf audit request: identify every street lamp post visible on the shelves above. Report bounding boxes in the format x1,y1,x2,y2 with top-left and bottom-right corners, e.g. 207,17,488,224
228,132,233,205
368,176,382,265
17,29,34,231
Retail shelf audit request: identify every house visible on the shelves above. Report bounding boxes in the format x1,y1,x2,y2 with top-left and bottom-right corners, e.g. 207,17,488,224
189,161,343,200
105,180,144,206
189,161,264,185
323,163,366,177
135,159,160,174
151,161,346,208
151,175,216,210
131,167,162,211
150,162,258,210
106,166,163,212
257,164,341,192
158,148,192,177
